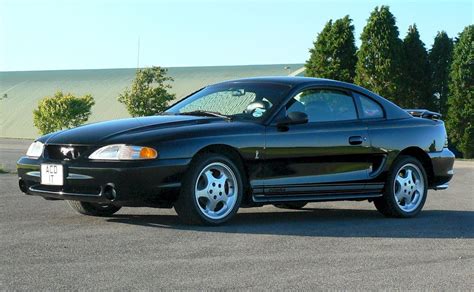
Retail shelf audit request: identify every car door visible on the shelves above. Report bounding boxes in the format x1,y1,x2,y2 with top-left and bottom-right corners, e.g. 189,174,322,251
262,87,373,197
352,91,391,186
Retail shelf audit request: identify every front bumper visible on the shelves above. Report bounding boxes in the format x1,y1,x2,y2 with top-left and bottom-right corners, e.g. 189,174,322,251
428,148,455,189
17,157,191,206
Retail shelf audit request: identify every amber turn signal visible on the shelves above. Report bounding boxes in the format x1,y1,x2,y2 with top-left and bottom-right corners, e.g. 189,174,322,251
139,147,158,159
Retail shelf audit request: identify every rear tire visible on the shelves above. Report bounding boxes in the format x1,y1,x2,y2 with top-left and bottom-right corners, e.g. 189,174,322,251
374,155,428,218
174,153,244,225
273,202,307,209
67,200,121,217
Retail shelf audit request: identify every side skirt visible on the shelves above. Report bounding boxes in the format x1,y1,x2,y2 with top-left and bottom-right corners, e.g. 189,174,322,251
251,183,384,204
252,192,382,203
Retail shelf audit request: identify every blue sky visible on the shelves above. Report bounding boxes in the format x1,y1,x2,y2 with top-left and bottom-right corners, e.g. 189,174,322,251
0,0,472,71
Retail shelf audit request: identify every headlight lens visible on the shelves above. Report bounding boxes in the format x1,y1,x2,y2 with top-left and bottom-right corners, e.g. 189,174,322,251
26,141,44,158
88,144,158,160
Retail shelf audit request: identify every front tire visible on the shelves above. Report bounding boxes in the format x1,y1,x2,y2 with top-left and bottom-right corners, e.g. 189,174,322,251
67,200,121,216
374,155,428,218
174,153,244,225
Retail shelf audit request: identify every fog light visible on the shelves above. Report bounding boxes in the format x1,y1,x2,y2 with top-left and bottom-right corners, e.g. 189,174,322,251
103,184,116,200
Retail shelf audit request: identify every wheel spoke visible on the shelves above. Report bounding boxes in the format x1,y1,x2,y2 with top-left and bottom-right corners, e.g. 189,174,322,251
218,172,228,182
204,170,215,186
402,192,412,204
220,190,228,201
195,188,209,200
396,175,405,186
412,191,420,204
226,185,235,197
216,175,227,188
395,188,404,202
405,169,413,181
206,199,218,212
415,179,423,192
219,201,229,214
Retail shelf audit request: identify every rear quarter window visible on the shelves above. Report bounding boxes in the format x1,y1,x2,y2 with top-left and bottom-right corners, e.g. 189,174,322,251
356,93,384,119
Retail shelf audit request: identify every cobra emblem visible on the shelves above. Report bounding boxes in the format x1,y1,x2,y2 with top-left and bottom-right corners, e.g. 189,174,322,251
60,147,78,160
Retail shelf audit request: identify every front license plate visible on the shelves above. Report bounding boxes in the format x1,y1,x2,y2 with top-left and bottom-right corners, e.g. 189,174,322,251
41,164,64,186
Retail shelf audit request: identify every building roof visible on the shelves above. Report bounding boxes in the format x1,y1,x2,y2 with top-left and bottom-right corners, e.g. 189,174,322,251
0,64,304,138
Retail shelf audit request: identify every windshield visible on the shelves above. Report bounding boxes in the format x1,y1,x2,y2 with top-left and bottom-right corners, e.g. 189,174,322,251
166,82,292,122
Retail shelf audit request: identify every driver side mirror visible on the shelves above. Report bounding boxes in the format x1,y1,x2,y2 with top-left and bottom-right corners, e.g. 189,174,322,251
276,111,308,126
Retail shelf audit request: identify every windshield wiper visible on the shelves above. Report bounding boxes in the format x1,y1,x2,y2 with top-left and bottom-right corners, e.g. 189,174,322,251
179,110,232,120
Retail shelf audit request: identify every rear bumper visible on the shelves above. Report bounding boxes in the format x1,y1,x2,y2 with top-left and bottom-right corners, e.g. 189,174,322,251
17,156,191,205
428,148,455,189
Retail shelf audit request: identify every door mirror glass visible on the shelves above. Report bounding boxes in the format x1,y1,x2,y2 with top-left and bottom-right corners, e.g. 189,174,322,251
277,111,308,126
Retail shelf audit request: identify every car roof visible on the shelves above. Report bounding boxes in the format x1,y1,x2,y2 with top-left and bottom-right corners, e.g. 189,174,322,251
215,76,412,120
219,76,331,86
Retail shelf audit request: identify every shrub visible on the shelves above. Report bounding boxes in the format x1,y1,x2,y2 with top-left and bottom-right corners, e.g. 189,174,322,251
33,91,95,135
118,66,175,117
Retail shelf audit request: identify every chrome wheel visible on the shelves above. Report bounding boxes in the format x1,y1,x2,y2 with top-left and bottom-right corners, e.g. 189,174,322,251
393,163,425,212
194,162,238,220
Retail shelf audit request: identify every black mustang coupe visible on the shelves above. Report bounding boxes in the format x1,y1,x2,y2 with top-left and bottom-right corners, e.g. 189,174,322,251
17,77,455,225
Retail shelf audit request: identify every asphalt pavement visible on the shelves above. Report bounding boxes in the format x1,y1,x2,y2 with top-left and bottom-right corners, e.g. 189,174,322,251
0,138,473,290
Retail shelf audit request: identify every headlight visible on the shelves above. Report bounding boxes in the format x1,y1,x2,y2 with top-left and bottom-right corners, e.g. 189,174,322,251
88,144,158,160
26,141,44,158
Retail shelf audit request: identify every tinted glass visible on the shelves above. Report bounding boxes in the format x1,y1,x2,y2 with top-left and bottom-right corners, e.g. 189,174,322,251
166,83,292,121
287,89,357,122
357,93,384,119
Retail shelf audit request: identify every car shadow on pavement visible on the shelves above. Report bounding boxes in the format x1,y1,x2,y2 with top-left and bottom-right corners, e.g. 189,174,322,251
106,208,474,239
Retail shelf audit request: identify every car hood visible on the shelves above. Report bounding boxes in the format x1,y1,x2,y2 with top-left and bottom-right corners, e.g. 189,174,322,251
43,115,213,145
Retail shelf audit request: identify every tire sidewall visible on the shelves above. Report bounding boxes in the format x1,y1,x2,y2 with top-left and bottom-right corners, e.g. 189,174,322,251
67,200,121,216
184,153,244,225
386,156,428,217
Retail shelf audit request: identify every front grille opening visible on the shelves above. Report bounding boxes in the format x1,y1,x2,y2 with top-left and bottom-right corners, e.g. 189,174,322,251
45,145,93,161
65,185,102,196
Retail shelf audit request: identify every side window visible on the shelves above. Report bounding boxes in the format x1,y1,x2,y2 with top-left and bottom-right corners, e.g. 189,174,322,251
356,93,384,119
287,89,357,122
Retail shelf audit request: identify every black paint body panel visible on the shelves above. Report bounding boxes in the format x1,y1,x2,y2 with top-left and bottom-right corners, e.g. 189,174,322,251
17,77,455,207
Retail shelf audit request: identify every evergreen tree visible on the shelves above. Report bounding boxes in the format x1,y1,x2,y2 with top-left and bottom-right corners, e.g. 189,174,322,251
429,31,453,116
306,16,357,82
355,6,404,103
306,19,332,78
402,24,433,109
446,25,474,158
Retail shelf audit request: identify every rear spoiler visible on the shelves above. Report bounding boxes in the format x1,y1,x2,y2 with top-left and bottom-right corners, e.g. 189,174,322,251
405,109,442,120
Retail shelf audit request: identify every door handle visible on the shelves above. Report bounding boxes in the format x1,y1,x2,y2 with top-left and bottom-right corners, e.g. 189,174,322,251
349,136,364,145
